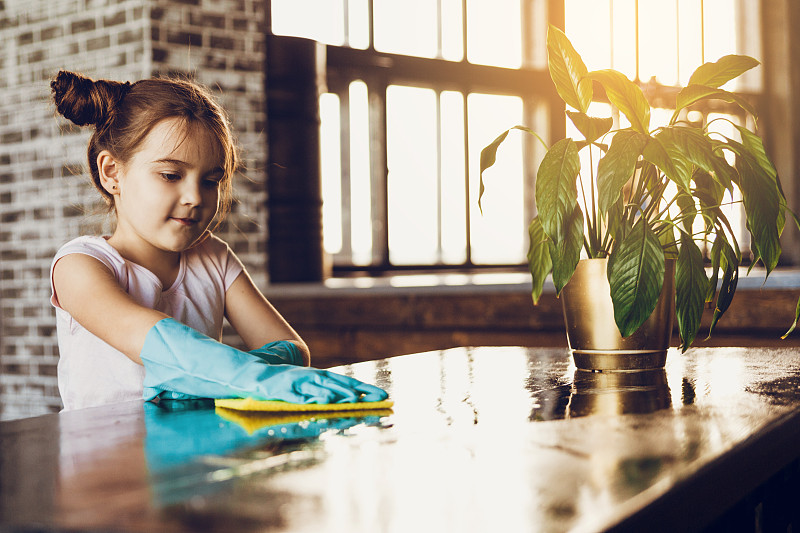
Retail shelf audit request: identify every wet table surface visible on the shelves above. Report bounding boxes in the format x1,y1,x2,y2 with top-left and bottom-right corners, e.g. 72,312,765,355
3,346,800,532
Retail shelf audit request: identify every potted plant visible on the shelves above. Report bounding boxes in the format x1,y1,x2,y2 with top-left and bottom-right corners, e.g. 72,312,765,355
480,25,791,371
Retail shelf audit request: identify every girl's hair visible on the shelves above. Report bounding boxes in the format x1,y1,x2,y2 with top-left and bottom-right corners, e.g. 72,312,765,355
50,70,238,224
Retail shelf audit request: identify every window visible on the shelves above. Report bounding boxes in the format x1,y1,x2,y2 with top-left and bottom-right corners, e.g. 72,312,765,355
269,0,762,274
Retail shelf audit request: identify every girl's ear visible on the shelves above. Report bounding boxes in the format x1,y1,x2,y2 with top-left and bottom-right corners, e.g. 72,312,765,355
97,150,121,195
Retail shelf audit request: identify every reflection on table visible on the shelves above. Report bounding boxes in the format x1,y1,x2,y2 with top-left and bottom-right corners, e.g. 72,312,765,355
2,346,800,532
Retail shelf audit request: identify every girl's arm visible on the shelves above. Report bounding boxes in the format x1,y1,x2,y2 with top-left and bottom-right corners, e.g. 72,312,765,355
52,253,168,365
223,269,311,366
53,251,383,404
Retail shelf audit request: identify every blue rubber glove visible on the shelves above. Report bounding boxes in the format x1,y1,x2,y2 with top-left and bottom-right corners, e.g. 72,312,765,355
157,341,305,400
140,318,388,404
248,340,304,366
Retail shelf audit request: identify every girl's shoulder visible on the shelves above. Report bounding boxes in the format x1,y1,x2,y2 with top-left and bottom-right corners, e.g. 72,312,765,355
54,235,125,270
187,232,237,260
183,232,244,285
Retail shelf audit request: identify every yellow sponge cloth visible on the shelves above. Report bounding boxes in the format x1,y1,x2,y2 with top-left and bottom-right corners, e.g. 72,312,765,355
215,406,393,434
214,397,394,412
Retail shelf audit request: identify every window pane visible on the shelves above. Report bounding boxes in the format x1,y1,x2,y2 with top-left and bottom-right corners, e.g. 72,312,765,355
610,0,637,80
320,93,343,255
347,0,370,50
386,86,439,265
638,1,678,85
468,93,525,264
441,0,465,61
565,0,611,72
565,0,759,88
374,0,438,58
440,91,468,264
466,0,522,68
677,0,703,86
349,81,373,266
271,0,345,45
736,0,762,91
703,0,738,89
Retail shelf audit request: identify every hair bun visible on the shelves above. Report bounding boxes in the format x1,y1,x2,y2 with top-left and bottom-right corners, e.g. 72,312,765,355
51,71,131,128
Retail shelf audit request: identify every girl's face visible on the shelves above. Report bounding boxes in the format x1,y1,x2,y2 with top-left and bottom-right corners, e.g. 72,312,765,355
112,118,224,257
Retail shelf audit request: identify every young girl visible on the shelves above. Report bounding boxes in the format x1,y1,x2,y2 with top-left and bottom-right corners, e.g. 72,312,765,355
50,71,386,411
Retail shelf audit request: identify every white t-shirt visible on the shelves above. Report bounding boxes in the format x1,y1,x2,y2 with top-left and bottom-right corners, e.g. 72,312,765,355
50,234,244,411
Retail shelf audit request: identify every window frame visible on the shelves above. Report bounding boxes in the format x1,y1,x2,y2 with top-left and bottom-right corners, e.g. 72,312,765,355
267,0,769,276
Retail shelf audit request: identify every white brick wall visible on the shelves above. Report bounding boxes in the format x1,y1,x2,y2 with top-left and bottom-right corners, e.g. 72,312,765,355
0,0,269,420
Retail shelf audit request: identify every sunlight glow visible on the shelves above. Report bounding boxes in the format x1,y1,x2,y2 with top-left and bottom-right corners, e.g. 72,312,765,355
374,0,438,58
347,0,370,50
468,93,525,264
387,86,439,265
349,81,373,266
320,93,343,255
441,0,465,61
610,0,636,79
565,0,753,87
466,0,522,68
275,0,757,268
677,0,703,85
565,0,611,72
638,0,678,86
271,0,344,45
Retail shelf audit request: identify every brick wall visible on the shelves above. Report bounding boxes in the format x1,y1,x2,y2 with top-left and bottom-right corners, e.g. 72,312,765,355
0,0,268,420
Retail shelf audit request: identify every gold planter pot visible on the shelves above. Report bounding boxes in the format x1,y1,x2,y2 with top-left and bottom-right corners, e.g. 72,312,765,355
560,258,675,372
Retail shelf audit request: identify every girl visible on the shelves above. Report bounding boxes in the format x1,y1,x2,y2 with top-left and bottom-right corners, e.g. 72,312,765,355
49,71,386,410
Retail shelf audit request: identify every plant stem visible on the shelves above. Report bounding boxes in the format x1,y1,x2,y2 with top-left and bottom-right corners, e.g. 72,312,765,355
640,167,669,223
576,169,596,255
649,184,680,222
588,144,599,252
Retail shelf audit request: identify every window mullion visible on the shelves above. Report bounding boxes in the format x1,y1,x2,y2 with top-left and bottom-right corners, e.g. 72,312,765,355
338,85,354,264
435,90,444,264
462,87,473,266
368,78,390,267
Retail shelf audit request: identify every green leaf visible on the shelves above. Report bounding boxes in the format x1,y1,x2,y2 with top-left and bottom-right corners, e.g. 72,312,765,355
548,204,584,295
658,220,679,258
734,124,786,235
708,238,739,337
642,135,691,192
708,146,736,192
675,190,697,234
597,129,648,214
586,69,651,134
607,219,666,338
673,85,758,122
693,168,725,232
535,138,580,243
653,126,726,192
688,54,760,88
527,217,553,305
639,160,662,196
479,125,546,213
566,111,613,144
729,142,782,274
478,129,510,213
546,25,592,113
706,235,722,303
781,296,800,339
735,125,778,182
676,237,707,351
607,196,625,244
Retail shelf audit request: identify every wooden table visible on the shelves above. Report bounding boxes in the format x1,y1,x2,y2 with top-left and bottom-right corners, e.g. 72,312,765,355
2,346,800,532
